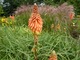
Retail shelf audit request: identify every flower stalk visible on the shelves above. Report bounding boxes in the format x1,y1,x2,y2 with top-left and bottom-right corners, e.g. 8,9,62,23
33,34,38,60
28,3,43,60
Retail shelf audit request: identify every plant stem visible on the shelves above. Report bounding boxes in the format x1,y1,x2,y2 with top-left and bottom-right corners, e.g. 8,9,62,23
34,34,38,60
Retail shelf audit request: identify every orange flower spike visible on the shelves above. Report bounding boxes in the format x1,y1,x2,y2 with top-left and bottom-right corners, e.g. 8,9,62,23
28,3,43,60
28,3,43,35
69,12,75,20
10,15,15,21
49,51,57,60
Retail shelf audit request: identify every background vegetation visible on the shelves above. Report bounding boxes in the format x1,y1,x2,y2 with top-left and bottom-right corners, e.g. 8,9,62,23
0,0,80,16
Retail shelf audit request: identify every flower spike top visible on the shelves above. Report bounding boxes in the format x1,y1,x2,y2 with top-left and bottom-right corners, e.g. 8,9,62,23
28,3,43,35
33,3,38,13
49,51,57,60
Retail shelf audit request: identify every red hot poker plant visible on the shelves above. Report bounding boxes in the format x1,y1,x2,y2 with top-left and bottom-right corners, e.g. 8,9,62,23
28,3,43,60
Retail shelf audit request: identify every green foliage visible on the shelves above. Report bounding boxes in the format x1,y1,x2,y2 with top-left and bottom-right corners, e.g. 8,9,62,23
67,0,80,14
43,0,66,5
43,0,54,5
15,12,30,26
0,5,4,16
0,26,80,60
41,14,54,31
69,20,80,39
3,0,22,16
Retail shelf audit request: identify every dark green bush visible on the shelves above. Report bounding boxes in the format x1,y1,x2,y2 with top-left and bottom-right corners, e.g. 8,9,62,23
0,5,4,16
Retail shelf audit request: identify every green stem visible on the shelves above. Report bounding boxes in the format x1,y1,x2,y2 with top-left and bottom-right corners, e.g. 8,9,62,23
34,34,38,60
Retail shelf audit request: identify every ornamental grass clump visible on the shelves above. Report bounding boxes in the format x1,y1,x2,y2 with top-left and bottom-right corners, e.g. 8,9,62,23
39,2,75,31
28,3,43,60
14,5,32,15
53,3,74,31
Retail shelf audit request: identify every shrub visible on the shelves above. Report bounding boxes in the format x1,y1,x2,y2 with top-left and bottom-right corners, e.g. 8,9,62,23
0,5,4,16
